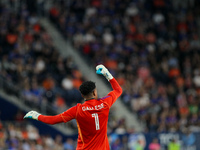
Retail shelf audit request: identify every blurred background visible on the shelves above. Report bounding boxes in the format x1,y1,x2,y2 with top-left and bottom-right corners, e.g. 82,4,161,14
0,0,200,149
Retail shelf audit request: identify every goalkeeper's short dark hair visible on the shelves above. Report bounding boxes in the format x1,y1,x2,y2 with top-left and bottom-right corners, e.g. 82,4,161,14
79,81,96,96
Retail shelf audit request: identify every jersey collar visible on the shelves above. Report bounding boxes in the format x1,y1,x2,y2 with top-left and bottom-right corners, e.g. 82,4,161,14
84,98,95,101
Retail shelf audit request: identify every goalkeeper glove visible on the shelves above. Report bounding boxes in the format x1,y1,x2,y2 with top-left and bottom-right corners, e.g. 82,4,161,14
96,64,113,81
24,111,41,120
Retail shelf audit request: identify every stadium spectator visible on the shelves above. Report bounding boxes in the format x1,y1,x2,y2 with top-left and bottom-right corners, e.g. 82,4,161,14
182,128,196,149
167,138,181,150
111,138,123,150
149,138,161,150
63,138,75,150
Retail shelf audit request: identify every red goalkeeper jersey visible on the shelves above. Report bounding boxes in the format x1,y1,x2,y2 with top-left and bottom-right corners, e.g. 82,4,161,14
38,78,122,150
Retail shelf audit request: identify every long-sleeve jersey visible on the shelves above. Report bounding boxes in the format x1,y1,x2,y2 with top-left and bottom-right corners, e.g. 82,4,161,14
38,78,122,150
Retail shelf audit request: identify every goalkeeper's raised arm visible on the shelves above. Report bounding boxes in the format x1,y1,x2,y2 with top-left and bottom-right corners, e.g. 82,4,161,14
96,64,123,107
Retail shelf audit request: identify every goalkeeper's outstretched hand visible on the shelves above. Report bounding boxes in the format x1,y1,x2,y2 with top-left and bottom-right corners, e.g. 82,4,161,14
24,111,41,120
96,64,113,81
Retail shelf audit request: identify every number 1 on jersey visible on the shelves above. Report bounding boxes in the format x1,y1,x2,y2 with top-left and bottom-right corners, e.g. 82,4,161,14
92,113,100,130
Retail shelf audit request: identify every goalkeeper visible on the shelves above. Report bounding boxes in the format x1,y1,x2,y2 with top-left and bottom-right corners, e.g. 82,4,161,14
24,64,122,150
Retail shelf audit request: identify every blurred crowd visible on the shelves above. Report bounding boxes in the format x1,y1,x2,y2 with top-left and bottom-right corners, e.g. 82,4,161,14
0,120,78,150
49,0,200,132
0,0,200,149
0,1,84,117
